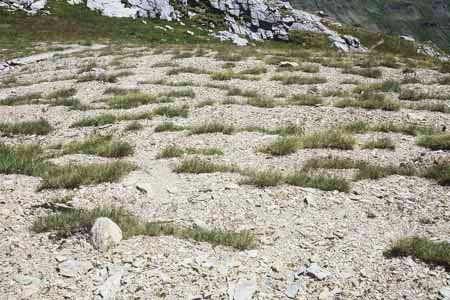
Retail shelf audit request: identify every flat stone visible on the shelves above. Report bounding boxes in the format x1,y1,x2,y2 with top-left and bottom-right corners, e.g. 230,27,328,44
306,263,331,280
58,260,93,278
234,279,257,300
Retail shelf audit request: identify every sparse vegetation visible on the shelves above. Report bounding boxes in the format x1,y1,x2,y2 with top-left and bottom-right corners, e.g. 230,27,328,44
189,122,235,135
0,144,49,176
46,88,77,99
62,135,134,157
240,170,283,187
32,206,255,250
0,119,52,136
385,237,450,268
124,121,143,131
227,88,259,98
300,130,355,150
288,94,323,106
260,136,300,156
335,93,400,111
38,161,137,190
271,74,327,85
174,158,239,174
71,114,118,127
152,105,189,118
247,97,276,108
417,133,450,150
342,67,382,79
362,137,395,150
285,172,350,192
157,145,223,158
0,92,42,106
154,122,185,132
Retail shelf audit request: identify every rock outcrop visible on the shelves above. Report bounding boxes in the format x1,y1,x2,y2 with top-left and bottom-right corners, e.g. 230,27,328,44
0,0,366,51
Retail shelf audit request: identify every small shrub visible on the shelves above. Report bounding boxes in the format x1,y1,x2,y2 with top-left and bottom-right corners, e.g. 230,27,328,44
423,161,450,186
0,119,52,136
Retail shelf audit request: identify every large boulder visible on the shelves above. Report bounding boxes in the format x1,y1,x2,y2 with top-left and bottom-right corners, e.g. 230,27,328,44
0,0,46,14
91,217,123,251
86,0,177,20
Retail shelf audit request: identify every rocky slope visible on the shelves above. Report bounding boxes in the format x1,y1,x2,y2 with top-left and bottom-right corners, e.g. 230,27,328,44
289,0,450,52
0,42,449,300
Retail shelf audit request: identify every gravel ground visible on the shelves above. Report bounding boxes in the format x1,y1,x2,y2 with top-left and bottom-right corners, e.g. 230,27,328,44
0,45,449,300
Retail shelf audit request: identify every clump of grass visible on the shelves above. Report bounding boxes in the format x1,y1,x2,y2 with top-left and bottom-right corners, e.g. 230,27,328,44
154,122,185,132
49,98,90,110
423,161,450,186
104,93,157,109
407,103,449,113
227,88,259,98
0,119,52,136
288,94,323,106
124,121,143,131
32,206,255,250
370,123,436,136
152,61,178,68
167,67,208,76
46,88,77,99
210,71,234,81
260,136,300,156
272,74,327,85
239,66,267,75
321,90,350,97
341,121,370,134
353,80,401,93
246,123,304,136
77,61,98,73
77,73,118,83
362,137,395,150
417,133,450,150
38,161,137,190
285,172,350,192
299,64,320,73
385,237,450,268
303,157,364,171
356,163,417,180
300,130,355,150
398,89,447,101
62,135,134,157
222,62,236,69
0,144,50,176
189,122,235,135
174,158,239,174
103,87,140,95
163,89,195,98
342,67,382,79
71,114,117,127
438,76,450,85
195,100,215,108
247,97,276,108
152,105,189,118
0,92,42,106
214,52,243,62
335,93,400,111
157,145,223,158
240,170,283,187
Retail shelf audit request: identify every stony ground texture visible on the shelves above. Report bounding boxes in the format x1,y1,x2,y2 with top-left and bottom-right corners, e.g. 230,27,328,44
0,44,449,300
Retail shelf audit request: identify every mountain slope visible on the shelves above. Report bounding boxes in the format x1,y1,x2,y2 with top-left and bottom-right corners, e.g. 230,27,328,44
289,0,450,52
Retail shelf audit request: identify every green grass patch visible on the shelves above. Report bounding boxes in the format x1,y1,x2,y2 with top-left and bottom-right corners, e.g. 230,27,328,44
38,161,137,190
362,137,395,150
247,97,276,108
335,93,400,111
104,93,158,109
189,122,235,135
260,136,300,156
0,119,52,136
32,207,255,250
157,145,223,158
272,74,327,85
300,130,355,150
152,105,189,118
385,237,450,268
0,144,50,176
62,135,134,157
417,133,450,150
342,67,382,79
71,114,118,127
174,158,239,174
226,88,259,98
423,161,450,186
285,172,350,192
288,94,323,106
0,92,42,106
154,122,185,132
239,170,283,188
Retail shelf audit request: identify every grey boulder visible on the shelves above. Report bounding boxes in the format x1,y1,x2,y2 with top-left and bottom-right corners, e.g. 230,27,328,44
91,217,123,251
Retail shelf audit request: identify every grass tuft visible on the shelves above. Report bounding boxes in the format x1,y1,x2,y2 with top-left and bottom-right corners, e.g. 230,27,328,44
157,145,223,158
62,135,134,157
0,119,52,136
174,158,239,174
240,170,283,187
417,133,450,150
288,94,323,106
362,138,396,150
189,122,235,135
335,93,400,111
154,122,185,132
272,74,327,85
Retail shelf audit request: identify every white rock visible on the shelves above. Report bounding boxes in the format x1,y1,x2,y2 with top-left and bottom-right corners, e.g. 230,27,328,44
58,260,93,278
91,217,123,251
306,263,331,280
233,279,257,300
279,61,299,68
96,269,123,300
